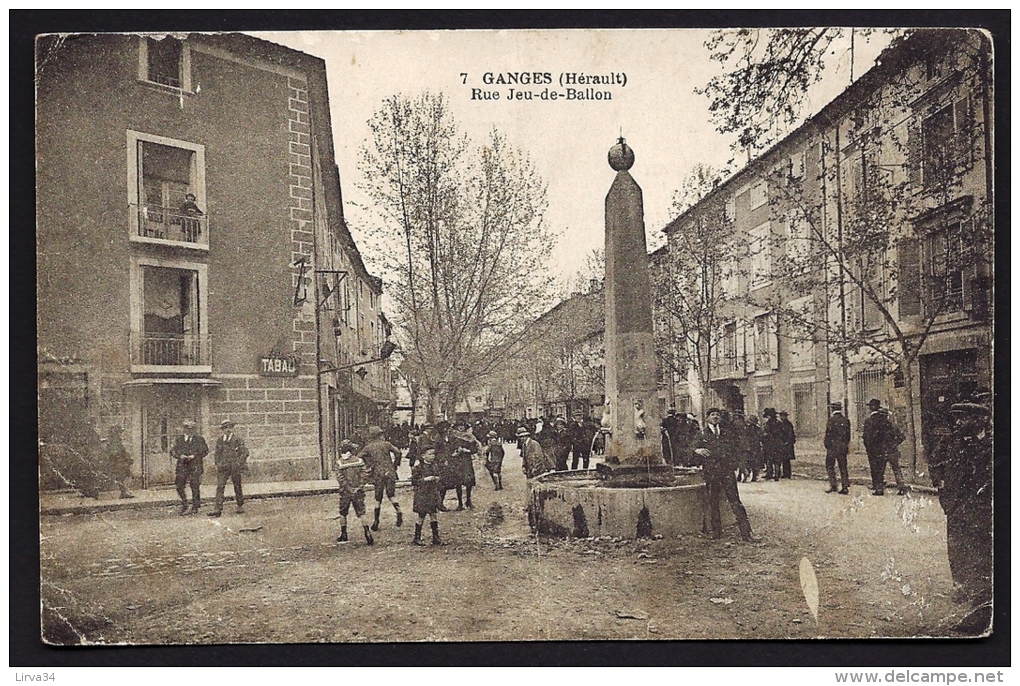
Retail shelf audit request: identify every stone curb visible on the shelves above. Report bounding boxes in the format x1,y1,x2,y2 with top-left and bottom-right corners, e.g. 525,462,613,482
40,479,414,516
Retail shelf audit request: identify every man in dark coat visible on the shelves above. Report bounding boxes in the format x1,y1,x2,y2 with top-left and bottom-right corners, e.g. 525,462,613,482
208,419,249,517
692,408,755,542
571,418,593,470
743,415,763,482
552,417,572,471
761,408,784,481
777,410,796,479
823,406,852,494
171,419,208,515
928,402,993,633
357,425,404,530
862,398,907,495
661,408,679,465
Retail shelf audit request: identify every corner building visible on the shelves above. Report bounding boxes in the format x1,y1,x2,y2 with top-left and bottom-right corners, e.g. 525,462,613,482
37,33,388,488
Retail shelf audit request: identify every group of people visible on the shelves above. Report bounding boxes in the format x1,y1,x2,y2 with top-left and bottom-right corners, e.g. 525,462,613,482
170,418,250,518
661,407,797,484
333,419,510,547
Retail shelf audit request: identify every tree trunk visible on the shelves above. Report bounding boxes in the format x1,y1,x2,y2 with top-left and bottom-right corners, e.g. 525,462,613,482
900,359,920,484
426,385,442,424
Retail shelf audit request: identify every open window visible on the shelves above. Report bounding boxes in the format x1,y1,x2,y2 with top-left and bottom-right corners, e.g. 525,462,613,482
131,258,210,372
128,131,206,248
138,36,191,91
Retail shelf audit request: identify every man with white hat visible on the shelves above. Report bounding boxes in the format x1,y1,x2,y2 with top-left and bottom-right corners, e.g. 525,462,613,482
171,419,209,515
209,419,249,517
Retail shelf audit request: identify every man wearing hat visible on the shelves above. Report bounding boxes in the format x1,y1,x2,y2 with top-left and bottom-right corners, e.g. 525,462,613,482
356,425,403,531
776,410,796,479
761,408,784,481
929,401,993,632
862,398,907,496
171,419,208,515
552,417,572,471
692,408,755,542
823,404,852,494
518,426,553,479
209,419,249,517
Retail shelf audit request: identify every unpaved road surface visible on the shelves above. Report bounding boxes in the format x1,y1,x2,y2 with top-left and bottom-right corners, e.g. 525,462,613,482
40,446,976,644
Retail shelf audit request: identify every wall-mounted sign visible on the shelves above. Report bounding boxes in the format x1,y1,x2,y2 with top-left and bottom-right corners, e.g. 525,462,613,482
259,354,300,377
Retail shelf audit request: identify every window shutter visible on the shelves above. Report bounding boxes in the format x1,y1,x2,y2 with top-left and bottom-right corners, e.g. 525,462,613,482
747,323,757,373
961,218,978,312
955,96,974,170
736,322,747,374
907,119,922,187
769,315,779,371
898,238,921,317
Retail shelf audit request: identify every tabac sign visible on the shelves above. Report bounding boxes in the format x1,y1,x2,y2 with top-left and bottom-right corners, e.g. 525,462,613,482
259,354,301,377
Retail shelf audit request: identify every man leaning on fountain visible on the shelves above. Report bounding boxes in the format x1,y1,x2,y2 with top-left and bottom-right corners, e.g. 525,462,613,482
692,408,756,542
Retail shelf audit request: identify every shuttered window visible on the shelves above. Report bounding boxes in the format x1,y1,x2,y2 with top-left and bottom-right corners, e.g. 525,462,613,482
898,238,922,317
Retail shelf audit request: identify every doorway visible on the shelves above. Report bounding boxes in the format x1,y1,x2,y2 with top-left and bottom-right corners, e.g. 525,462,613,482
919,349,978,455
141,387,202,487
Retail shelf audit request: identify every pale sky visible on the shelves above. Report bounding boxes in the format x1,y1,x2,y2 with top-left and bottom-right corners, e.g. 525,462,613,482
253,29,892,290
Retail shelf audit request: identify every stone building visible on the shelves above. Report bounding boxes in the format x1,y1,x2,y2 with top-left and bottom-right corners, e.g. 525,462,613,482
472,287,607,422
37,33,391,490
660,29,993,462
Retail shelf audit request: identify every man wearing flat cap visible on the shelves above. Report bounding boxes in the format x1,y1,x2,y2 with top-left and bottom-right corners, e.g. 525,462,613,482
209,419,249,517
692,407,755,542
929,400,993,633
171,419,209,515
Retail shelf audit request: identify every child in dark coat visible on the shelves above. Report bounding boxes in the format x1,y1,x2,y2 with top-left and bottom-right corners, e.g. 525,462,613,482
411,440,446,546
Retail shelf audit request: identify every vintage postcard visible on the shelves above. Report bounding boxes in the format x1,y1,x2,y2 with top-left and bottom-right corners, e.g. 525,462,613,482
35,24,997,648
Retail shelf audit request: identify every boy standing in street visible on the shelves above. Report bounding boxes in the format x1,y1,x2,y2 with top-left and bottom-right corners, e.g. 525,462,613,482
333,439,373,546
411,435,445,546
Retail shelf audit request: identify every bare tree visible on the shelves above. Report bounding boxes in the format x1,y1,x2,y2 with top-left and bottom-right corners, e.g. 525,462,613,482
699,28,903,159
655,164,747,417
359,92,556,421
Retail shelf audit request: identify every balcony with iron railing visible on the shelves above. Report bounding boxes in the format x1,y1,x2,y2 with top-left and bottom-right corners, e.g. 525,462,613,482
130,331,212,374
711,353,746,380
131,204,209,249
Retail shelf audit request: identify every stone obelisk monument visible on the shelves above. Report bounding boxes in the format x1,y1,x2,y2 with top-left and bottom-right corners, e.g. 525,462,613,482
599,138,673,485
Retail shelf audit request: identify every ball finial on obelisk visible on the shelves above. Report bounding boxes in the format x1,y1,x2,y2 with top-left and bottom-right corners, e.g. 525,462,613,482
608,136,635,171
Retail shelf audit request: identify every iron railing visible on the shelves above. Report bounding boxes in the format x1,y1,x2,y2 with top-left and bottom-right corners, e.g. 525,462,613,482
711,354,746,380
130,332,212,367
133,204,208,245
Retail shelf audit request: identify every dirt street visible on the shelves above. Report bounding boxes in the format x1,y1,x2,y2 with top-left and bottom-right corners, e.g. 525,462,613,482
40,444,976,644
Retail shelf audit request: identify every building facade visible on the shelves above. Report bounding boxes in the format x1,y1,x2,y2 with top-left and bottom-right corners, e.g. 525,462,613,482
660,30,993,462
37,33,391,490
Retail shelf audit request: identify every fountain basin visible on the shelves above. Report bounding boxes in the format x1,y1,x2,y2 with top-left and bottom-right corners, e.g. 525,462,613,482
529,468,734,539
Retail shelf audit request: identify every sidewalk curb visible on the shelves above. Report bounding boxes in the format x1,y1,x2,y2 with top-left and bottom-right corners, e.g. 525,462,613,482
40,480,414,516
